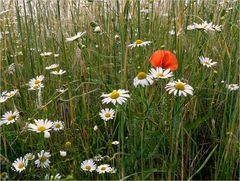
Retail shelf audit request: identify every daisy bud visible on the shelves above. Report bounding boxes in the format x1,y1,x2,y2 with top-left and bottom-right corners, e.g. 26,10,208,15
93,125,98,131
59,151,67,157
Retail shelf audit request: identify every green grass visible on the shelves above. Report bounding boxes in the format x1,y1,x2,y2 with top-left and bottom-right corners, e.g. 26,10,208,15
0,0,239,180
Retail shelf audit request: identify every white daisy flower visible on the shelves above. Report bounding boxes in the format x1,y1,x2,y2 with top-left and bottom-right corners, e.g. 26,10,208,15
133,72,154,87
24,153,35,161
28,75,44,90
128,39,151,48
149,67,174,79
53,121,64,131
66,31,86,42
50,69,66,75
12,157,28,173
165,80,194,96
45,64,59,70
1,110,20,125
59,150,67,157
96,164,111,174
35,150,51,168
81,159,96,172
101,89,130,105
99,108,115,121
40,52,52,57
28,119,53,138
199,56,217,68
0,96,8,103
109,167,117,173
226,84,239,91
4,89,18,99
112,141,119,145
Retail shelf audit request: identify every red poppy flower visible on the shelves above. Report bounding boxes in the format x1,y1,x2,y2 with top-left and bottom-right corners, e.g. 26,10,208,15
149,50,178,71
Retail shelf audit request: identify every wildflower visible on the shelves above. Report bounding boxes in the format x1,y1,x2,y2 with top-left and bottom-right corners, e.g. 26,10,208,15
165,80,194,96
0,96,8,103
226,84,239,91
93,125,98,131
81,159,96,172
0,172,9,180
169,30,175,35
149,67,174,79
1,110,20,125
5,89,18,99
45,64,59,70
45,173,61,180
199,56,217,68
101,89,130,105
109,167,117,173
59,151,67,157
7,63,15,74
96,164,111,174
112,141,119,145
94,26,101,33
187,21,222,32
128,39,151,48
12,157,28,173
66,31,86,42
28,75,44,90
54,54,59,57
149,50,178,71
24,153,35,161
53,121,64,131
65,141,72,148
35,150,51,168
133,72,154,87
50,69,66,75
28,119,53,138
93,155,103,162
99,108,115,121
40,52,52,57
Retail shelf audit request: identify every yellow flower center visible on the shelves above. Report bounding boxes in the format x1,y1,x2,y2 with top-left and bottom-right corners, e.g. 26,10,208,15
135,39,143,44
37,126,46,132
137,72,147,80
156,73,163,77
18,162,24,169
110,91,120,99
34,80,41,84
101,166,106,171
230,84,234,88
7,115,14,121
175,82,185,90
204,62,209,65
105,113,111,118
55,123,61,128
33,85,39,89
40,156,47,163
27,155,33,160
85,166,91,171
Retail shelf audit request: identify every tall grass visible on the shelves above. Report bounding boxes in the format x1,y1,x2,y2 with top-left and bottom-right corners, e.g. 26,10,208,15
0,0,239,180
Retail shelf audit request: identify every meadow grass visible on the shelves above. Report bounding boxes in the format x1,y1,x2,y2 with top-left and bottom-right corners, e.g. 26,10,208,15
0,0,239,180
